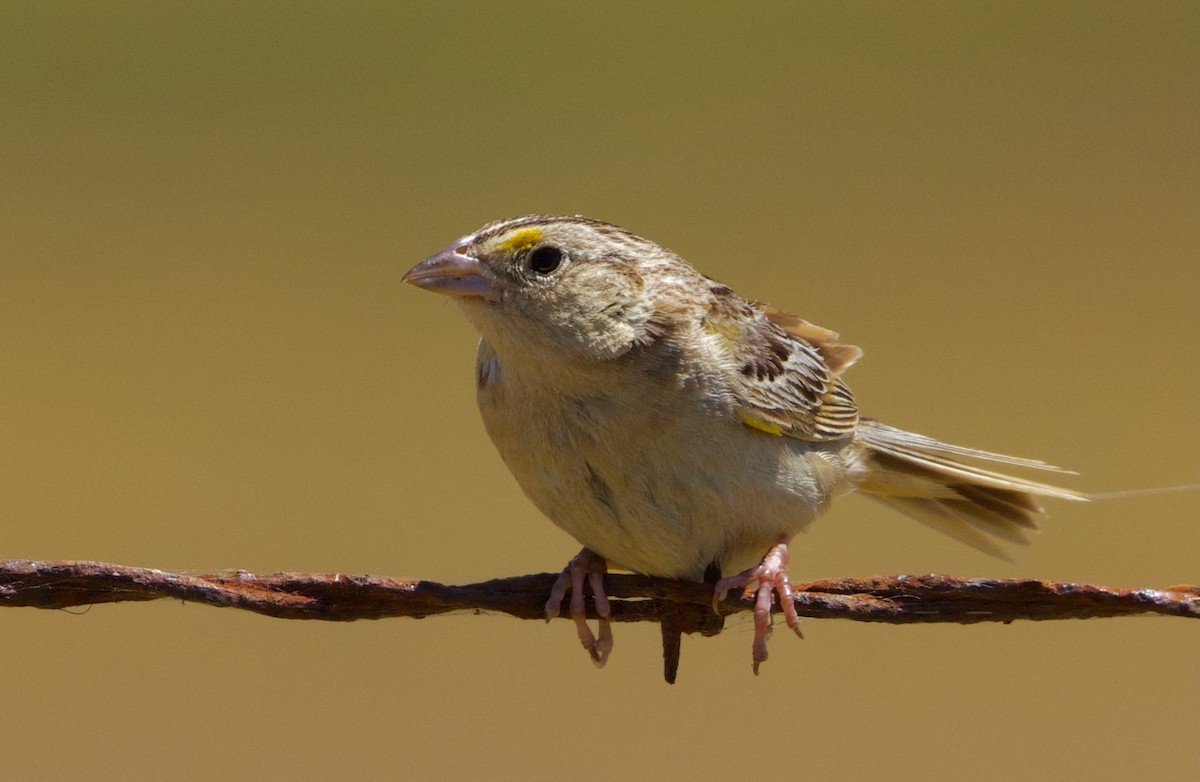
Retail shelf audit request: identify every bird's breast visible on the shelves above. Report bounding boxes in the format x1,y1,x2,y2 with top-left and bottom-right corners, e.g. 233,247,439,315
472,342,850,578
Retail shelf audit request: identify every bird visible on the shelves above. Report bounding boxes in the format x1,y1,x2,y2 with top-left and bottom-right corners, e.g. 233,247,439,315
402,214,1085,673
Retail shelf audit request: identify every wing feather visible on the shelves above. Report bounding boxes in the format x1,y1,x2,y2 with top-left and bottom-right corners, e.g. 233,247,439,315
701,286,862,442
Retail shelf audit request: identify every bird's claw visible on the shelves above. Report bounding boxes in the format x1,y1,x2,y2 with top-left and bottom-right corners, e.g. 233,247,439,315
546,548,613,668
713,541,802,674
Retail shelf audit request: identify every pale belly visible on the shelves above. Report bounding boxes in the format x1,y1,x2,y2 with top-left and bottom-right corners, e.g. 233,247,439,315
476,352,857,579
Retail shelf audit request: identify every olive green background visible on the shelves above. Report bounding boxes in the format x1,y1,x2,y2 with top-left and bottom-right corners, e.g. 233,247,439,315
2,3,1196,780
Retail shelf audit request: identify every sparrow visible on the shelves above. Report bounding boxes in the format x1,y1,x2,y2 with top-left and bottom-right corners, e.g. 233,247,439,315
402,214,1084,672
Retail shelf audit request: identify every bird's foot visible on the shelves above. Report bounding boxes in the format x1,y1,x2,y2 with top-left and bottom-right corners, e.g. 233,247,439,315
713,540,802,674
545,548,613,668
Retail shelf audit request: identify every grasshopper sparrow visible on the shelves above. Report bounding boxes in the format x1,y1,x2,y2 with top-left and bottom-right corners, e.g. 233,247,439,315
403,214,1084,672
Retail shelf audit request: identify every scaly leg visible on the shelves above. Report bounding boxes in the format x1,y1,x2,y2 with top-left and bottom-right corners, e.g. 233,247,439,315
545,548,613,667
713,539,802,674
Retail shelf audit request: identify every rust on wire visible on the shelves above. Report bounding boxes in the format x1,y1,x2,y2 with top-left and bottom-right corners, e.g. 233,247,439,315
2,559,1196,623
3,559,1196,683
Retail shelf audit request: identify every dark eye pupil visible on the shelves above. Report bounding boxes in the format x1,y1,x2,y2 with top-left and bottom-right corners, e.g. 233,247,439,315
529,245,563,274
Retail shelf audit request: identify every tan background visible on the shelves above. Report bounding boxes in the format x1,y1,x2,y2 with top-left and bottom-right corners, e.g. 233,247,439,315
2,3,1196,780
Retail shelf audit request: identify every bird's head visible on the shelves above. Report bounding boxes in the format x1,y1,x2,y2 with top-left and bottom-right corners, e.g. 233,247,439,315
404,215,689,362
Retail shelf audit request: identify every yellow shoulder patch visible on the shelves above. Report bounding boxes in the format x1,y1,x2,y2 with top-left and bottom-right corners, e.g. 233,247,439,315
740,412,783,436
497,227,543,252
702,317,741,345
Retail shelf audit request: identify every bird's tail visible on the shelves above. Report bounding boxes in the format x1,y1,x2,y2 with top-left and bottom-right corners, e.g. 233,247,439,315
854,418,1087,558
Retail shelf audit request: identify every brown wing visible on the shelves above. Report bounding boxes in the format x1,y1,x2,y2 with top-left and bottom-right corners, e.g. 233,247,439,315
702,286,863,442
762,307,863,377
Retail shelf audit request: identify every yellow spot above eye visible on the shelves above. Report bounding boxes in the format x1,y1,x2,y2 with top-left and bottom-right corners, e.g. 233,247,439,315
740,412,783,436
497,227,544,252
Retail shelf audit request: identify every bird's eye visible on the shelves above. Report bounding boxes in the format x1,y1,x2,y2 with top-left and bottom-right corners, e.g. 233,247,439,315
528,245,563,275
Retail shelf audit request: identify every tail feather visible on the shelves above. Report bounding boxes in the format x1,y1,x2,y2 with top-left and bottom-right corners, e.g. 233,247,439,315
855,419,1087,557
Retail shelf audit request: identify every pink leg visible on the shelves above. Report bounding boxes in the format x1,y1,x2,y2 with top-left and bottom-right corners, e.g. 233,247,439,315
713,539,802,674
545,548,613,668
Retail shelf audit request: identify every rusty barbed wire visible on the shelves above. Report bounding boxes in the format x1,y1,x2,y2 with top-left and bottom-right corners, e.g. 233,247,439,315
3,559,1196,682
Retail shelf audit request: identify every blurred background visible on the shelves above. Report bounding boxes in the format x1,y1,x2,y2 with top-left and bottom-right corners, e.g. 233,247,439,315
1,2,1196,779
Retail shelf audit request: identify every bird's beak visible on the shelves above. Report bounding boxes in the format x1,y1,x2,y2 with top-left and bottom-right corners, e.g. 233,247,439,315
402,241,497,301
